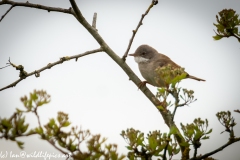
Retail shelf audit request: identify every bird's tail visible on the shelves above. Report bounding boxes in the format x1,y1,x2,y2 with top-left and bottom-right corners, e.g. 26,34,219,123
188,75,206,81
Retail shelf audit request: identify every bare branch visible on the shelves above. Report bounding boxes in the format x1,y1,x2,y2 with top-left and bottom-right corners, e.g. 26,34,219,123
47,139,69,156
121,0,158,61
0,48,104,91
0,64,11,69
0,0,73,20
232,33,240,42
163,139,169,160
189,137,240,160
234,109,240,113
193,146,198,159
0,5,13,22
92,12,97,30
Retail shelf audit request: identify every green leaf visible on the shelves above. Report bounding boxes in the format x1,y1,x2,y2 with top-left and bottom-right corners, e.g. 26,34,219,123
158,88,166,94
35,127,43,134
69,144,77,152
205,128,212,134
126,146,132,150
1,118,12,129
216,24,225,32
20,124,29,133
148,136,157,150
62,121,71,127
17,141,24,149
213,35,223,40
180,141,189,147
233,27,238,34
194,131,203,140
167,145,173,155
187,129,194,137
157,105,164,111
173,148,181,155
48,119,55,128
136,135,144,146
201,136,209,140
31,93,38,101
169,126,178,135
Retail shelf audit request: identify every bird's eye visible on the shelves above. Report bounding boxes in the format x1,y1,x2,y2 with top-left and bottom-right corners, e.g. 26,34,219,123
141,52,146,56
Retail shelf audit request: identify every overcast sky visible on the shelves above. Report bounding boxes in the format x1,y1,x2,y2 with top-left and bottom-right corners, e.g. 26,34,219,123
0,0,240,159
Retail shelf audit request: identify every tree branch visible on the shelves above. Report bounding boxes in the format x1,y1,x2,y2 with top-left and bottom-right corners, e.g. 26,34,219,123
0,0,73,22
189,137,240,160
193,146,197,159
234,109,240,113
0,48,104,91
92,12,97,30
47,139,69,156
68,0,187,154
1,0,187,155
0,5,13,22
163,140,169,160
232,33,240,42
121,0,158,61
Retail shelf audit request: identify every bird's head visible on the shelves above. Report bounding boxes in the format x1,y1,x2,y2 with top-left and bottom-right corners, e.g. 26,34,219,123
129,45,157,64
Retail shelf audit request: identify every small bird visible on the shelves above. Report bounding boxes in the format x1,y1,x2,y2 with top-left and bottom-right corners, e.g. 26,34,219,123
129,45,205,87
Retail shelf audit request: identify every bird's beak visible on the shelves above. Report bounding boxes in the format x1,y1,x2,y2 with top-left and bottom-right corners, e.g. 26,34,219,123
128,53,135,56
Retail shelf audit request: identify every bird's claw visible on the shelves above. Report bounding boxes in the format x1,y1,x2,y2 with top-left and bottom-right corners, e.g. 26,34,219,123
137,81,149,89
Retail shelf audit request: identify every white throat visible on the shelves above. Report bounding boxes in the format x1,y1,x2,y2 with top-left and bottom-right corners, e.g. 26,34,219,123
134,56,150,64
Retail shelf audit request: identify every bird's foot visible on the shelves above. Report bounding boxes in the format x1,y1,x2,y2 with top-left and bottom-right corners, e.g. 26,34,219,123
138,81,149,89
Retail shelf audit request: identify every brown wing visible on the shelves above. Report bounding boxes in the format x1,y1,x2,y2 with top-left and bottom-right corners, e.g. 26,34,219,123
156,53,206,82
156,53,181,68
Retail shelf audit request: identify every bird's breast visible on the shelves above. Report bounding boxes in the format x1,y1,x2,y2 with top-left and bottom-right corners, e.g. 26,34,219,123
138,62,158,86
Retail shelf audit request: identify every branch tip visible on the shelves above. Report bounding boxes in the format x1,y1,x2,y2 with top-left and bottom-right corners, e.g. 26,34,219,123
121,0,157,61
92,12,97,30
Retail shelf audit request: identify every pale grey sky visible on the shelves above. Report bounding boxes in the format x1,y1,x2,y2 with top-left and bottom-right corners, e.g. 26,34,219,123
0,0,240,159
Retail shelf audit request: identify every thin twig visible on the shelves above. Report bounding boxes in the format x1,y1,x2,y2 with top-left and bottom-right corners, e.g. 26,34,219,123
232,33,240,42
47,139,69,155
0,48,104,91
163,141,169,160
92,12,97,30
234,109,240,113
0,0,73,19
169,89,180,121
0,64,11,69
121,0,158,61
34,108,42,129
193,146,197,159
189,137,240,160
0,5,14,22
